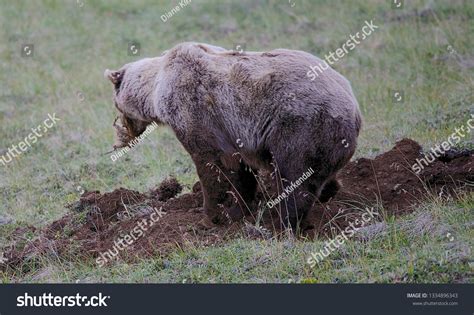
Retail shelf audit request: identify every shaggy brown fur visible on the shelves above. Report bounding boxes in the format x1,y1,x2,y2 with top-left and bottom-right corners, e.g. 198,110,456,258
105,42,362,228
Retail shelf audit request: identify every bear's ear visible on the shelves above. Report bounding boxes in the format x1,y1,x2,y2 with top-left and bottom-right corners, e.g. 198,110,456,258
104,69,124,87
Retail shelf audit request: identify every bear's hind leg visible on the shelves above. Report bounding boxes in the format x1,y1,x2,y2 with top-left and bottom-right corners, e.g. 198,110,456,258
270,151,335,230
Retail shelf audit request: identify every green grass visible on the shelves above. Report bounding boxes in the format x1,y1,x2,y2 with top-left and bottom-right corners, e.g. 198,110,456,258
0,0,473,283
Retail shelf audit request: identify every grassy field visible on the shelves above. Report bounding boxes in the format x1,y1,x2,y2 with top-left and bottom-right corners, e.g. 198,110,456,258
0,0,473,283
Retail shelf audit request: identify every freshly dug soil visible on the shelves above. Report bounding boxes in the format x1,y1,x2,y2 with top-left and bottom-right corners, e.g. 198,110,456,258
1,139,473,270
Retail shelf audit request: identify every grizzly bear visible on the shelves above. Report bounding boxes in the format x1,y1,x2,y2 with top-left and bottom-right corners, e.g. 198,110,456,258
104,42,362,228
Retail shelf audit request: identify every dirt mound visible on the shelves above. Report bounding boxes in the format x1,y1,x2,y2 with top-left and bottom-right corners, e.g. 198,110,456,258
304,139,473,235
1,139,473,270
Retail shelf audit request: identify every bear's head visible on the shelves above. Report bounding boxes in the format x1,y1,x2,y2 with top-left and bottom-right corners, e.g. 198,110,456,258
104,58,159,149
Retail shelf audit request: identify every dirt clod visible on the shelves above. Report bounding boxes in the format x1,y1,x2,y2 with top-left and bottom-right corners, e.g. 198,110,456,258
149,177,183,201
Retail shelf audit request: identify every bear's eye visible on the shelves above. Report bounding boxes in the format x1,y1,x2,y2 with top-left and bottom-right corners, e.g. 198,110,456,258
114,83,121,93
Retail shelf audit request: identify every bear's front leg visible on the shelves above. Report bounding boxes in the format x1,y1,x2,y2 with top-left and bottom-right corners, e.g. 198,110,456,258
192,152,235,224
178,132,255,224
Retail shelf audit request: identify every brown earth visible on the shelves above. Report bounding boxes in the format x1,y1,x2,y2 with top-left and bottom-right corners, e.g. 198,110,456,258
1,139,473,271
